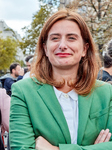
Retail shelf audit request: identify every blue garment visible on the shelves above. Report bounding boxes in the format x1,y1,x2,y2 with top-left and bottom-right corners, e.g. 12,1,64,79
4,75,23,96
97,70,112,82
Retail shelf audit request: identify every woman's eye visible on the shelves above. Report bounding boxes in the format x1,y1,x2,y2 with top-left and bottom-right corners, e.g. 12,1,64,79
51,37,59,40
69,37,76,40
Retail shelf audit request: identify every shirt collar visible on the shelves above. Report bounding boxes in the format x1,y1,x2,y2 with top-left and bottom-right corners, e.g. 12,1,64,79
53,86,62,100
53,86,78,101
67,89,78,101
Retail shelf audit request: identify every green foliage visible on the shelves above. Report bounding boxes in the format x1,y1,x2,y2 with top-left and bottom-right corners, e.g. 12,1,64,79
20,4,53,54
0,37,18,70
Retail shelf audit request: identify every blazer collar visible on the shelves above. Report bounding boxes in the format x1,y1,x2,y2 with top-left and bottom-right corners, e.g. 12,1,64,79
77,93,94,145
36,81,71,144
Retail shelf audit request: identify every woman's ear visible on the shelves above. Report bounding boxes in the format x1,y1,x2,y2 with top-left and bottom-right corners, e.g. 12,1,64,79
82,43,89,57
43,43,48,56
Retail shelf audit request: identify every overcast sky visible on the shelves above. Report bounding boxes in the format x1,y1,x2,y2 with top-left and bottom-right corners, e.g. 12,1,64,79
0,0,40,37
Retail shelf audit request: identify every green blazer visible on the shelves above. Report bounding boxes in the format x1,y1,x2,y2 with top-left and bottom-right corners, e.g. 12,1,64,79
9,77,112,150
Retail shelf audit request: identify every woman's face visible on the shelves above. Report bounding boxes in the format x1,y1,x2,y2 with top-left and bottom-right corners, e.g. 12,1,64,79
44,19,88,71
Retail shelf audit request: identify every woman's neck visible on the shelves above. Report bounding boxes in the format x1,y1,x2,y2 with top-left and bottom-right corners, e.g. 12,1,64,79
53,68,77,93
56,85,74,93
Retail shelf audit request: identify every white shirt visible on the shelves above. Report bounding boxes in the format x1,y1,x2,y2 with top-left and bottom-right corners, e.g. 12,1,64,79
53,87,78,144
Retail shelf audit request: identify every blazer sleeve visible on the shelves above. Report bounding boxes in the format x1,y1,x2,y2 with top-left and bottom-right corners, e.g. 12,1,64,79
9,83,37,150
59,142,112,150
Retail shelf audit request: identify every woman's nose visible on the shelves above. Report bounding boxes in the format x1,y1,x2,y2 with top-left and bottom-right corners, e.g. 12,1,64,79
59,39,67,50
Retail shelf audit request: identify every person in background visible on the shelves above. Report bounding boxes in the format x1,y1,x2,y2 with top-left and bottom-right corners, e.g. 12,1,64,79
23,55,34,79
3,63,24,96
0,88,10,149
10,9,112,150
97,40,112,82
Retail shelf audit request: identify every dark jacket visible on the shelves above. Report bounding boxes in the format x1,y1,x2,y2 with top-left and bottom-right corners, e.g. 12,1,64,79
4,75,23,96
97,70,112,82
0,73,23,96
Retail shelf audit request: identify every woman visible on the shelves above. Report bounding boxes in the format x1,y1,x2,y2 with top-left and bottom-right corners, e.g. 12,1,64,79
0,88,10,149
9,9,112,150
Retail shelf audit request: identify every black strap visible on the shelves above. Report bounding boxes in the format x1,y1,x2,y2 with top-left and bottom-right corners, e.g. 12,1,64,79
0,109,5,150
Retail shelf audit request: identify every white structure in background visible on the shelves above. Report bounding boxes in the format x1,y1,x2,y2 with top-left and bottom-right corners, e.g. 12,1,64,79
47,0,73,8
0,20,24,62
59,0,73,8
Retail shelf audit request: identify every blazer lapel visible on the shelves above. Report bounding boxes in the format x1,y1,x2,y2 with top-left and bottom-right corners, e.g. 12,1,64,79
77,92,94,145
36,83,71,144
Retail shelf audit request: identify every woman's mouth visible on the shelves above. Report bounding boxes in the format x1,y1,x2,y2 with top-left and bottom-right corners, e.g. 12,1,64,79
56,53,71,57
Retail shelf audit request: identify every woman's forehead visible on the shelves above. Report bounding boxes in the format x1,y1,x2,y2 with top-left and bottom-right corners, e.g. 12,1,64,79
48,20,81,35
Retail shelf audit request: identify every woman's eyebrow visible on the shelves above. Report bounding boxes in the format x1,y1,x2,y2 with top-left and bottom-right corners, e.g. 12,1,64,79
49,33,60,37
67,33,79,37
49,33,79,38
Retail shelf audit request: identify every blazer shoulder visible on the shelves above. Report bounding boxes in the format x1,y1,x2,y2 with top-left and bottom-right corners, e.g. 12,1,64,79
94,79,112,98
12,77,42,90
95,79,112,88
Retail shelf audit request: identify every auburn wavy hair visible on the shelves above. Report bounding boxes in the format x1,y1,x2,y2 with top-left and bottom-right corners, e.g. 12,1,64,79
31,9,101,95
